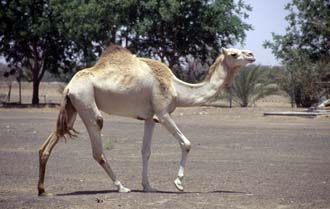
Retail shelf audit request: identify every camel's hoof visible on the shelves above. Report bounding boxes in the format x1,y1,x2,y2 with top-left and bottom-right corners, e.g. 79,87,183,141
38,192,54,197
143,186,158,193
118,186,131,193
174,178,184,191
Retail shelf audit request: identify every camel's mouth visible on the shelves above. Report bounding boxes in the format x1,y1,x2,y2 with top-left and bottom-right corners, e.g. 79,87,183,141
247,58,256,63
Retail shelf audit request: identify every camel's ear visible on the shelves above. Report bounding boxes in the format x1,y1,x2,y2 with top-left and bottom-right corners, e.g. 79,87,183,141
221,47,227,55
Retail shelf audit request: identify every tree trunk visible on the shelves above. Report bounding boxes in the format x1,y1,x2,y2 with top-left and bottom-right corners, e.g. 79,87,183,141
18,77,22,104
7,82,11,103
289,71,295,108
32,79,40,105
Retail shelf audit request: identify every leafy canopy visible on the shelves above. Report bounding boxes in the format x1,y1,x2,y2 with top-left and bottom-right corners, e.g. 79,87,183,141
0,0,111,104
120,0,252,75
264,0,330,107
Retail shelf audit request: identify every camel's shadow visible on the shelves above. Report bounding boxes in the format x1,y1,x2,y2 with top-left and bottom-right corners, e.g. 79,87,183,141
57,189,247,196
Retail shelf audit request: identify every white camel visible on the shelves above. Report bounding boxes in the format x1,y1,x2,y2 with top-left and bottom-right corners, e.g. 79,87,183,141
38,44,255,196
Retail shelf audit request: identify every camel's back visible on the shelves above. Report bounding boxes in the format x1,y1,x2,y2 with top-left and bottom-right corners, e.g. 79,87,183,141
67,45,154,97
88,45,174,95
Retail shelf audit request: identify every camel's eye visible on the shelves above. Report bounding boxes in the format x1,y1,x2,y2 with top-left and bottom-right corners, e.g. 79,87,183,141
231,53,238,58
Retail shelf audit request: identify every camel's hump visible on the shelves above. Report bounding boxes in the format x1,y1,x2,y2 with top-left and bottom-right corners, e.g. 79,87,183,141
94,44,133,68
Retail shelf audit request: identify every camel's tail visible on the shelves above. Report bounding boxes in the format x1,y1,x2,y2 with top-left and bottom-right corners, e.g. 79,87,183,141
56,90,78,140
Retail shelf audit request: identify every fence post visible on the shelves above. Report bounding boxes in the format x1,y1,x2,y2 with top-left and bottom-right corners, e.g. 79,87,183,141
228,85,233,108
289,69,295,108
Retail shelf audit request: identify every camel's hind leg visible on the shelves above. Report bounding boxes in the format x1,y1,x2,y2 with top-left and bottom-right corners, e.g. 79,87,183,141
38,131,57,196
38,110,77,196
72,98,130,193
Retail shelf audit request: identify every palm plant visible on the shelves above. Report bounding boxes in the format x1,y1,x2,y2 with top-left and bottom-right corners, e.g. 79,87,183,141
231,65,280,107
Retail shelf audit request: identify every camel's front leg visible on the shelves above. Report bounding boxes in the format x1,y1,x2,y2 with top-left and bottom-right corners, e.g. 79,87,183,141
141,119,156,192
158,113,191,191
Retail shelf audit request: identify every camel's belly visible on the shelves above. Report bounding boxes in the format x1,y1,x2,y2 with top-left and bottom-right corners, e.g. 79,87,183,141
94,88,154,119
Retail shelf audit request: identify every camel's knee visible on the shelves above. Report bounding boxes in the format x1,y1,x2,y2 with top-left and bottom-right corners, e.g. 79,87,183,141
80,109,103,130
141,147,151,160
96,115,103,130
38,148,44,157
39,149,50,162
93,152,106,165
182,141,191,153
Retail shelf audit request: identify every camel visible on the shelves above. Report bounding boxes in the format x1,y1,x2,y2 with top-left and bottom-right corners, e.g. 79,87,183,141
38,44,255,196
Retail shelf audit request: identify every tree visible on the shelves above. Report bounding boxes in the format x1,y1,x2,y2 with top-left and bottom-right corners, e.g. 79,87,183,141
264,0,330,107
0,0,252,104
50,0,116,66
112,0,252,78
231,65,280,107
0,0,110,104
273,56,330,107
1,0,63,104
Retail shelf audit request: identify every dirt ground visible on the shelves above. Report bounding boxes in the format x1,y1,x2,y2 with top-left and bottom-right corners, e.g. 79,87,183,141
0,107,329,209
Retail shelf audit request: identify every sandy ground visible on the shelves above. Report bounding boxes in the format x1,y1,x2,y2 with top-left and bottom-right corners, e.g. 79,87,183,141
0,107,329,209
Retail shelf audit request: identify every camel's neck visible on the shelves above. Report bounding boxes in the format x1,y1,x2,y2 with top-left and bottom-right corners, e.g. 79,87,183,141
174,58,237,107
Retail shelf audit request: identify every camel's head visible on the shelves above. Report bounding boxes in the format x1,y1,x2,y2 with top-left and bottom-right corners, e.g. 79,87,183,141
221,48,255,68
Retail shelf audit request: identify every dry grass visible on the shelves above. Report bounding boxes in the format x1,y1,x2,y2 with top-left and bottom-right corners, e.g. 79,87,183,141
0,81,65,104
1,81,291,108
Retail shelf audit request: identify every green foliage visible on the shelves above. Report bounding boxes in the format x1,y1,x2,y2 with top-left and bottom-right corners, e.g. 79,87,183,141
50,0,115,67
0,0,111,104
1,1,63,103
264,0,330,61
232,65,280,107
275,57,330,107
264,0,330,107
113,0,252,77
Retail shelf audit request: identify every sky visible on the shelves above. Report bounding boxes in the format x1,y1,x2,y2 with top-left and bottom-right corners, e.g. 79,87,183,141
235,0,290,66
